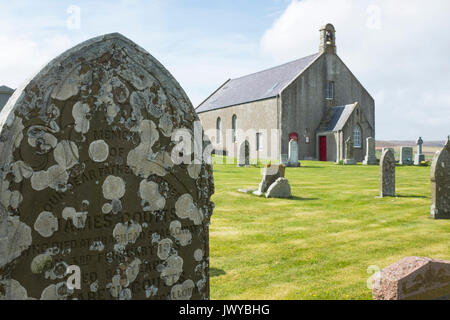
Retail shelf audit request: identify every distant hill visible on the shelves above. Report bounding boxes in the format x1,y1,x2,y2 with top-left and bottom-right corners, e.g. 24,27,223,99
376,140,446,148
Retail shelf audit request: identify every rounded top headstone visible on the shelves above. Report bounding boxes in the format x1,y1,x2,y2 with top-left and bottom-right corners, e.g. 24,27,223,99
0,33,214,300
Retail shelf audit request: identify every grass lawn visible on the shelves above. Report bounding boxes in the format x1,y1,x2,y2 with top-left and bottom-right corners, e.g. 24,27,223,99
209,159,450,300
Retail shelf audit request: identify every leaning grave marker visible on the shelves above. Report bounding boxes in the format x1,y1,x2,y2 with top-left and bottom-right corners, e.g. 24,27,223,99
0,33,214,300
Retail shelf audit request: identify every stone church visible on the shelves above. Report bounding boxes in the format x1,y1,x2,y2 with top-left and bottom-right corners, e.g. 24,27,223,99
196,24,375,163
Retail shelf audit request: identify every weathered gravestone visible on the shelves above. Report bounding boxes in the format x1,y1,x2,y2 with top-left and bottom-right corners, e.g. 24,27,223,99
373,257,450,300
253,164,285,197
343,136,356,165
363,137,377,165
288,139,300,167
382,147,395,155
414,137,425,165
0,33,214,300
399,147,413,165
265,178,291,199
379,149,396,197
237,140,250,167
430,137,450,219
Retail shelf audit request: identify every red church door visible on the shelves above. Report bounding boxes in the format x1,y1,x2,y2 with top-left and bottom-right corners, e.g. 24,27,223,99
319,136,327,161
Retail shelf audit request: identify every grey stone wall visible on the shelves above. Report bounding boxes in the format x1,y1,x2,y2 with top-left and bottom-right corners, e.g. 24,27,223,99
281,53,375,161
197,98,279,160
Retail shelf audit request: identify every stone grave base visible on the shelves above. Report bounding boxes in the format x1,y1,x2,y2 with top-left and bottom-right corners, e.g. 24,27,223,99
414,154,425,165
252,190,265,197
344,159,356,165
287,162,301,168
430,205,450,220
237,188,255,194
363,156,377,165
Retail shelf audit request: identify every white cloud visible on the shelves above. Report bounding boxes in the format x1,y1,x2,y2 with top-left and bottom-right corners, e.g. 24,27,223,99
0,34,74,88
261,0,450,140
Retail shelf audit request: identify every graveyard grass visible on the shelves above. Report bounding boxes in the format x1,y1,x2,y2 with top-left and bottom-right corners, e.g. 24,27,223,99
209,158,450,300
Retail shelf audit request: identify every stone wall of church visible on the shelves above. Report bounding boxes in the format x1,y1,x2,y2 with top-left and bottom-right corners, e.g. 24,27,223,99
280,54,327,160
327,55,375,132
197,97,279,161
280,53,375,161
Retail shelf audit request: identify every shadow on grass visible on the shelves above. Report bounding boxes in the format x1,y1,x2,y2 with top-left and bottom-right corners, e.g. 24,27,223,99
396,194,427,199
210,268,226,277
289,196,320,201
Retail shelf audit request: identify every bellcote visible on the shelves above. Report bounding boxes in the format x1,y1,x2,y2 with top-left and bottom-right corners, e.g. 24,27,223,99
319,23,336,54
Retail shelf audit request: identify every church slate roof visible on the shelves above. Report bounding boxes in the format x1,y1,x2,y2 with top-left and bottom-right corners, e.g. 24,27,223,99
0,85,14,93
196,53,320,113
0,85,14,111
324,103,357,132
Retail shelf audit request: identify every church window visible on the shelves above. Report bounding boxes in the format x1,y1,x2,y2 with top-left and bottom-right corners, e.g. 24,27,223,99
216,117,222,144
256,132,263,151
232,115,237,143
325,81,335,99
353,125,362,148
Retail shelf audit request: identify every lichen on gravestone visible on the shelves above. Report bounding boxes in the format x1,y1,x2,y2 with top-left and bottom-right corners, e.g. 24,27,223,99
0,33,214,300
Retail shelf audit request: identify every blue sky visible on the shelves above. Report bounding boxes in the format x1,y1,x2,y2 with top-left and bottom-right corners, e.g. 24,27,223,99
0,0,449,140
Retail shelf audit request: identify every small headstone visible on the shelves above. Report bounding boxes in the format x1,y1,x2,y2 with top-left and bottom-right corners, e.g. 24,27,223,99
380,148,396,197
373,257,450,300
399,147,413,165
237,140,250,167
363,137,377,165
414,137,425,165
343,136,356,165
0,34,214,300
265,178,291,199
288,139,300,167
430,137,450,219
253,164,285,196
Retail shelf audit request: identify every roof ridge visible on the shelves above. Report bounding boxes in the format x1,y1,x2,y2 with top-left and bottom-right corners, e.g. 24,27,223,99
0,85,14,93
196,52,321,113
230,53,318,82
